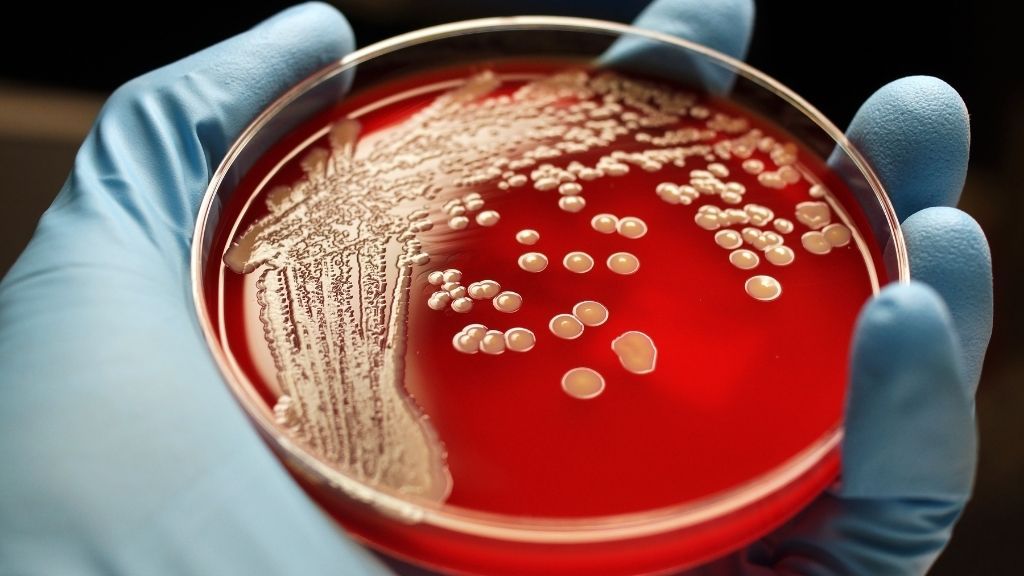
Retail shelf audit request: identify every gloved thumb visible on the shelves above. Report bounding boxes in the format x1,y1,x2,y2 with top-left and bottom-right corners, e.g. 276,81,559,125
33,2,354,274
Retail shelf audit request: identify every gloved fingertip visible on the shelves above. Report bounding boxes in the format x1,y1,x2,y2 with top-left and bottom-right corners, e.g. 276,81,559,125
846,76,969,220
902,206,993,391
843,282,976,501
606,0,755,93
634,0,755,61
252,1,355,59
853,282,956,367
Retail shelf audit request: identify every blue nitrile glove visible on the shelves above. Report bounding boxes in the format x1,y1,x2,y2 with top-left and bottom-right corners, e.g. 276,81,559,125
0,2,993,576
0,4,391,574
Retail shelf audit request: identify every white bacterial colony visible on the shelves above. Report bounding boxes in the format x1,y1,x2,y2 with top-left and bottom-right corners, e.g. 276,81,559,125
559,196,587,213
611,331,658,375
563,251,595,273
515,229,540,245
729,249,760,269
518,252,549,272
572,300,609,326
607,252,640,275
590,214,618,234
550,313,585,340
745,275,783,301
493,291,523,313
616,216,648,239
222,67,870,496
561,367,606,400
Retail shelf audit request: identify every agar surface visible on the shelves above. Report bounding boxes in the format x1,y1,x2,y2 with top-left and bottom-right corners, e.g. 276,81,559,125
224,69,859,502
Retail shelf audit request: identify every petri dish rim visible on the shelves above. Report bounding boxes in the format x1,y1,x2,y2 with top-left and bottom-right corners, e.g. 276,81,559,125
190,16,909,545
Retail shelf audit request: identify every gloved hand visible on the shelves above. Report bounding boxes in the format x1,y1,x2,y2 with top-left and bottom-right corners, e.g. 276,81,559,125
0,3,992,576
0,4,390,574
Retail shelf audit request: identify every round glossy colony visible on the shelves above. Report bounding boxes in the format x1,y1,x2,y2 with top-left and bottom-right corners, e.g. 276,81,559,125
518,252,549,273
591,213,618,234
745,276,783,301
572,300,609,326
607,252,640,275
563,251,595,273
561,367,606,400
516,229,540,245
549,314,585,340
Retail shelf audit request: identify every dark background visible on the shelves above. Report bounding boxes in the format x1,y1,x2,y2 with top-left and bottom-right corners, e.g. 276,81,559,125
0,2,1017,574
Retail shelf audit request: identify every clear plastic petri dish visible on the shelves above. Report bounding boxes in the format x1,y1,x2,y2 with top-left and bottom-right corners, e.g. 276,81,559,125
191,16,906,576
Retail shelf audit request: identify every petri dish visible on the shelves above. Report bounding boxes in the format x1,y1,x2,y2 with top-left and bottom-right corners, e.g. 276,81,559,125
191,17,906,576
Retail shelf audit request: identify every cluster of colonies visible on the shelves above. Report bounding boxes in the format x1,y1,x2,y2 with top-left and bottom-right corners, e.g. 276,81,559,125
417,78,856,306
426,213,659,399
220,67,877,502
451,324,536,355
655,161,852,301
441,191,501,231
403,73,861,401
420,116,857,396
425,267,535,356
421,138,856,397
425,268,522,315
514,215,644,279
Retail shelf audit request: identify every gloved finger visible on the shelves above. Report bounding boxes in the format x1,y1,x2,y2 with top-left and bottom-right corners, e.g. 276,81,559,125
809,282,974,573
701,283,974,575
841,76,970,221
50,2,354,258
630,0,755,61
903,207,993,391
603,0,755,92
842,282,975,501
